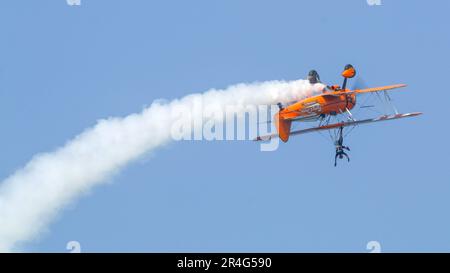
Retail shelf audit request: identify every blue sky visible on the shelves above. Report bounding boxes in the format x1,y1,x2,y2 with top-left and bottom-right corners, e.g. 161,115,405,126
0,0,449,252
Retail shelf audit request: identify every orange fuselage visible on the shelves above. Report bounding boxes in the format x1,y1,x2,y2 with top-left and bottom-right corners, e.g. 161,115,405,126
280,91,356,121
275,90,356,142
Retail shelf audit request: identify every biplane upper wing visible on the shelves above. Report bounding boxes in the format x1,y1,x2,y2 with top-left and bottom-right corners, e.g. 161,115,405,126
254,112,422,141
324,84,407,97
352,83,407,94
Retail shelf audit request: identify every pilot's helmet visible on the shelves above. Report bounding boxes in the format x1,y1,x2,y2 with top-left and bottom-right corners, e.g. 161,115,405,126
308,70,321,84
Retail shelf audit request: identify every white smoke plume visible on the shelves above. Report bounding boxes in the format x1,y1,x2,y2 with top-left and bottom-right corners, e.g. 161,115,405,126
0,79,324,252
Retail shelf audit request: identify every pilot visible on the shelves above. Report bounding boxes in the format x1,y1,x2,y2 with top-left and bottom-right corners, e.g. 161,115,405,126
307,70,321,84
308,70,335,94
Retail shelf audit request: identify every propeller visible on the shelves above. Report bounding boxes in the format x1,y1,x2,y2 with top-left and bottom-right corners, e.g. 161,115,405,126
351,76,378,110
351,76,368,91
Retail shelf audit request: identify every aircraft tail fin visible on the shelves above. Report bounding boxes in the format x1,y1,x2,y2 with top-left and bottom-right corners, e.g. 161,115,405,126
274,112,292,143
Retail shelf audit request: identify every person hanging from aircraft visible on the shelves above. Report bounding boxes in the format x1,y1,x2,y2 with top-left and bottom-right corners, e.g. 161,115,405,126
334,126,350,167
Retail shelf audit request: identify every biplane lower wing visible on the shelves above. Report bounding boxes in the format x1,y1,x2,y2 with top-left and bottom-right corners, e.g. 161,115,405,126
254,112,422,141
290,112,421,136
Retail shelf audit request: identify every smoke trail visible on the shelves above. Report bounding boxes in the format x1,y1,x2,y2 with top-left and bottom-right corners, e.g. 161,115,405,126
0,79,324,252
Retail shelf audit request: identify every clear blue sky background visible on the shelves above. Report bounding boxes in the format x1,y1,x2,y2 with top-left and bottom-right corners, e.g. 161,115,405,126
0,0,449,252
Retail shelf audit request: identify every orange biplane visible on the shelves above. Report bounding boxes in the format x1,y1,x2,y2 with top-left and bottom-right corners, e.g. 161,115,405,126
255,64,422,166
